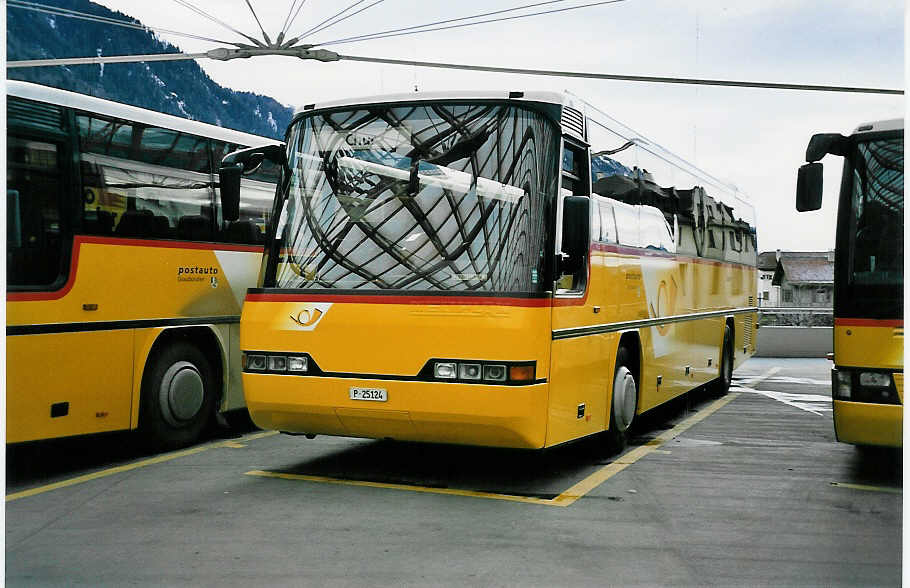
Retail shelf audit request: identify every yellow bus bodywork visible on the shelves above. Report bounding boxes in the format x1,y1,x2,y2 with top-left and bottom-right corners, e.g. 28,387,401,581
6,237,261,443
241,248,757,449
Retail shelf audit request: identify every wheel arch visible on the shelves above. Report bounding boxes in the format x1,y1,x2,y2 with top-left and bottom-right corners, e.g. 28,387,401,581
139,326,227,424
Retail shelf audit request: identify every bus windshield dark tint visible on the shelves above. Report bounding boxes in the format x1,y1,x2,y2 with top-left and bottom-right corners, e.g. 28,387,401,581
850,137,903,287
268,103,559,292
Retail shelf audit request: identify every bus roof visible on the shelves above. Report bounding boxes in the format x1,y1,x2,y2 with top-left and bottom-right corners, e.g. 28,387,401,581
852,118,904,136
294,90,576,118
7,80,278,147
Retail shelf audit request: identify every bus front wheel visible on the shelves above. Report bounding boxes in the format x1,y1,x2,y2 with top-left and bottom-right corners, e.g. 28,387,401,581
606,347,638,453
140,341,215,450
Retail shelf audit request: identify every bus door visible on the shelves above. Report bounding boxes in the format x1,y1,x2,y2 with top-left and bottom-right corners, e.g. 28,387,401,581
546,138,611,446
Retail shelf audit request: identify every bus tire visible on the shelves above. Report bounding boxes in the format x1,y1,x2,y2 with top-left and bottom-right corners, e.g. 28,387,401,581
606,347,638,454
716,324,734,396
140,341,215,450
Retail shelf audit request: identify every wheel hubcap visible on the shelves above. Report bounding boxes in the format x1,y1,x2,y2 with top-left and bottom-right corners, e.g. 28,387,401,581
614,367,637,432
159,361,204,427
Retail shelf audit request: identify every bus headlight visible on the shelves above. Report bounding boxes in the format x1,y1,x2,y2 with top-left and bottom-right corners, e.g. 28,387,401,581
268,355,288,372
434,362,457,379
288,356,308,372
458,363,482,380
483,364,507,382
835,370,852,399
859,372,891,387
245,354,267,371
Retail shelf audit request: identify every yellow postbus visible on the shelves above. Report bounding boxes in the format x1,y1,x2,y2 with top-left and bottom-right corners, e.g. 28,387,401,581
796,119,903,447
7,81,280,448
219,91,758,451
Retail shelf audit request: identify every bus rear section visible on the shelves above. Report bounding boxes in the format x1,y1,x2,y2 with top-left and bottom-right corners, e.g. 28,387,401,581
241,293,552,448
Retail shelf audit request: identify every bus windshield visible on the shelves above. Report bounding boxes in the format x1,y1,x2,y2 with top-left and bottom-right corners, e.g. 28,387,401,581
849,136,903,287
266,102,559,292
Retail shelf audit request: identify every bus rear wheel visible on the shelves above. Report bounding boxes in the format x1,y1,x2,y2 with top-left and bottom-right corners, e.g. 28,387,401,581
606,347,638,454
140,341,215,450
716,324,734,396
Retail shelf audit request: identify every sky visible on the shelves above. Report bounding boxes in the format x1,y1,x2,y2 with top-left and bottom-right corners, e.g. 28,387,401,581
82,0,906,253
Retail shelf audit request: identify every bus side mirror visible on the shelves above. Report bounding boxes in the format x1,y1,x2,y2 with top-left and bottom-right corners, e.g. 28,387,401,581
218,163,243,221
219,143,286,222
796,162,824,212
561,196,590,269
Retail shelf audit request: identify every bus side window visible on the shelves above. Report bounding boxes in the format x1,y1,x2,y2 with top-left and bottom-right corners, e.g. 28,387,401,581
77,114,215,241
613,201,639,248
599,201,617,243
7,136,66,288
591,197,601,242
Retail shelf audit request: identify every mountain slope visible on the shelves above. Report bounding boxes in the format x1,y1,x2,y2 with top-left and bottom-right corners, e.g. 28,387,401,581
7,0,294,139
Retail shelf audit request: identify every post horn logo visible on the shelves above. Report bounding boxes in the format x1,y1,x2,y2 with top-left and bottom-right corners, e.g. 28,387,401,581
288,303,332,330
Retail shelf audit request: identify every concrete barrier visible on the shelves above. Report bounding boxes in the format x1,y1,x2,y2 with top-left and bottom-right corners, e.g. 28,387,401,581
755,326,833,358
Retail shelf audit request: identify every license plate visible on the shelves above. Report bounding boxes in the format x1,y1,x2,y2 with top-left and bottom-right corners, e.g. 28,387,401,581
349,387,387,402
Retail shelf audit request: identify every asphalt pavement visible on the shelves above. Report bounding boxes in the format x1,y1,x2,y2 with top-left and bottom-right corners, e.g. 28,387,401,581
5,357,903,587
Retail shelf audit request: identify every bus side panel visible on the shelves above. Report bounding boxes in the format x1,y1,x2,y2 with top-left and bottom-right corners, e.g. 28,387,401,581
639,255,696,411
545,335,613,447
7,330,134,443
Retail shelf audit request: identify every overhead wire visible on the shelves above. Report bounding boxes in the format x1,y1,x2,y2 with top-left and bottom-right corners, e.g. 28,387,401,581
298,0,386,40
294,0,373,39
311,0,626,47
308,0,570,46
170,0,265,46
7,0,237,45
7,48,903,95
338,54,904,95
244,0,272,45
283,0,310,38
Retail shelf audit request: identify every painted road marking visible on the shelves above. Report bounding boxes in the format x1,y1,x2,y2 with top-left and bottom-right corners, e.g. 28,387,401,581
246,371,786,508
830,482,902,494
6,430,279,502
732,368,832,416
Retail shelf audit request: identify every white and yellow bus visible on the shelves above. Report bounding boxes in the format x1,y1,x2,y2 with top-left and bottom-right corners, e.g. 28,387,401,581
220,91,758,450
796,119,903,447
7,81,280,448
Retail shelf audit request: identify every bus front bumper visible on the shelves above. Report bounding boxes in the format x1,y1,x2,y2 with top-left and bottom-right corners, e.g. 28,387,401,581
833,399,902,447
243,373,549,449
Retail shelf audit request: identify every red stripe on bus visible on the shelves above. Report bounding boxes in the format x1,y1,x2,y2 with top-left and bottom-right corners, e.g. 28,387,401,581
835,318,904,327
7,235,263,302
73,235,263,253
244,292,553,307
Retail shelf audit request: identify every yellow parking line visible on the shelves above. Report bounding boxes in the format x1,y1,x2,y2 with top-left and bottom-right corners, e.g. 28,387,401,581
830,482,902,494
245,470,559,506
551,393,740,506
248,382,766,507
6,430,279,502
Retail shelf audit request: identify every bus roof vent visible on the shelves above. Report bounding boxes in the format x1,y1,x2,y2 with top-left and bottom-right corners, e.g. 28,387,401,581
8,97,64,132
561,106,585,140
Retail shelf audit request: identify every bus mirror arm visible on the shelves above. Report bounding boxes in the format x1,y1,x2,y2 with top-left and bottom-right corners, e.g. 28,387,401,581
219,144,287,222
796,162,824,212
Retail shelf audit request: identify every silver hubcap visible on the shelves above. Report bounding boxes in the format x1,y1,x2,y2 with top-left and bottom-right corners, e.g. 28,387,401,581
613,366,637,432
159,361,204,427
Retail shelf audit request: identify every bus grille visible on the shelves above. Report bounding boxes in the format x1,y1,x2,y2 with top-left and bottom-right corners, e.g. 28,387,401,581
744,314,754,348
561,106,585,139
8,97,64,132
